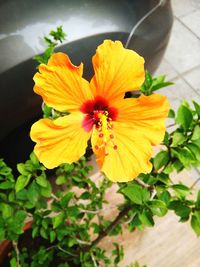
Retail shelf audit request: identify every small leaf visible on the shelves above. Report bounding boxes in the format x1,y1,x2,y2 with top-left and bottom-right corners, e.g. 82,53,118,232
191,214,200,236
172,132,187,146
149,200,167,217
168,109,175,118
0,181,14,190
139,210,154,226
193,101,200,117
15,175,31,192
172,184,190,198
191,125,200,140
121,184,147,205
53,212,65,229
176,105,193,130
153,150,169,171
36,175,48,188
50,230,56,243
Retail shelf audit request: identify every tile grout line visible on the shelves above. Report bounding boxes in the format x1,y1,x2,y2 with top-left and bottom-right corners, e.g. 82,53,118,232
175,15,200,41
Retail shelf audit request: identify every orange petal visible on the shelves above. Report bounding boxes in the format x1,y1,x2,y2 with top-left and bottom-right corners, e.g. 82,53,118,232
92,121,153,182
30,113,91,169
113,94,170,145
90,40,145,103
34,53,93,112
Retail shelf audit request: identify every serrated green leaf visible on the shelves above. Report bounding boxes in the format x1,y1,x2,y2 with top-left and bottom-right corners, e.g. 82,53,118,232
56,175,67,185
121,185,142,204
196,190,200,209
172,132,187,146
193,101,200,117
0,203,13,218
171,147,196,167
186,143,200,161
192,125,200,140
191,214,200,236
40,227,48,239
15,175,31,192
53,212,65,229
27,181,39,204
149,199,167,217
0,181,14,190
36,175,48,188
153,150,169,171
168,109,175,118
60,192,74,207
176,105,193,130
139,210,154,226
39,180,52,198
172,184,190,198
50,230,56,243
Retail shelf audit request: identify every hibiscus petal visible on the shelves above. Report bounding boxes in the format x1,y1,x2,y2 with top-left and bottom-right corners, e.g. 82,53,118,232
113,94,170,145
30,113,91,169
92,122,153,182
90,40,145,103
34,53,93,112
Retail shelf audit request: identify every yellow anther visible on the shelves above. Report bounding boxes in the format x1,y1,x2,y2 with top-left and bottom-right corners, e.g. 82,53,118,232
97,113,110,141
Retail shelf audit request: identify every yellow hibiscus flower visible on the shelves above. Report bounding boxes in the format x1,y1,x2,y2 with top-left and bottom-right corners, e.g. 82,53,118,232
30,40,169,182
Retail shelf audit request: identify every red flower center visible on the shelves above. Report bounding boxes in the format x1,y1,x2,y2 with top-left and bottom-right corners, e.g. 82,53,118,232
80,96,118,132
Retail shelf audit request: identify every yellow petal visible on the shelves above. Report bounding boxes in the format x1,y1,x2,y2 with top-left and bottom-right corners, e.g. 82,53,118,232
90,40,145,103
34,53,93,112
92,122,152,182
30,113,91,169
113,94,170,145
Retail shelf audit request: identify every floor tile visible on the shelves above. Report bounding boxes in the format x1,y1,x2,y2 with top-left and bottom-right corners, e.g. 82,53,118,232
180,10,200,39
154,58,178,80
171,0,199,17
159,77,200,111
164,19,200,74
184,65,200,93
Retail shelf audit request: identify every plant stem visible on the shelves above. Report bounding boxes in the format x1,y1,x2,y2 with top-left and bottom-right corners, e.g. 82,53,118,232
85,205,131,251
12,241,21,267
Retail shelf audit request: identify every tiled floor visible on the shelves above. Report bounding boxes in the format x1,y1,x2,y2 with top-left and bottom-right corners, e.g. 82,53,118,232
155,0,200,111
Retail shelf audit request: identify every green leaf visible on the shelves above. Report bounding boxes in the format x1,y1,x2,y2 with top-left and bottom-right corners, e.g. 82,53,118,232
191,214,200,236
121,184,150,205
168,109,175,118
27,181,39,204
15,210,26,223
50,230,56,243
186,143,200,161
168,200,191,220
39,180,52,198
149,200,167,217
40,227,48,239
171,147,196,167
172,132,187,146
196,190,200,209
0,203,13,218
172,184,190,198
139,210,154,226
176,105,193,130
36,175,48,188
153,150,169,171
15,175,31,192
158,191,171,205
193,101,200,117
67,206,79,218
0,181,14,190
53,212,65,229
60,192,74,207
56,175,67,185
192,125,200,140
